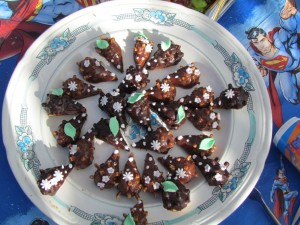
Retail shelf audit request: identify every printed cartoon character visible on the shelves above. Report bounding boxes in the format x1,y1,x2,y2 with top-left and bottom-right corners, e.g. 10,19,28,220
0,0,100,61
286,134,300,169
270,157,298,225
245,0,300,128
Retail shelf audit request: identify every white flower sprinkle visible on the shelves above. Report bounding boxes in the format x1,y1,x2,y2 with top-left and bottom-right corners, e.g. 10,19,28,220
161,83,171,92
176,168,187,178
68,81,78,91
123,172,134,182
113,102,123,113
225,89,235,99
151,140,161,151
100,96,108,106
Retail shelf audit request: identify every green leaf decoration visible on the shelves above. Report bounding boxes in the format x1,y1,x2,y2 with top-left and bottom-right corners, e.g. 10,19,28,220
127,92,144,104
134,32,148,40
96,39,109,49
199,137,215,150
124,213,136,225
109,116,119,137
51,88,64,96
64,122,76,140
176,105,186,124
161,39,172,51
162,181,179,192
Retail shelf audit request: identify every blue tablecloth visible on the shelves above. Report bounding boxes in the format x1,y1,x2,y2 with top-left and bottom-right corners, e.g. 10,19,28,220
1,0,300,225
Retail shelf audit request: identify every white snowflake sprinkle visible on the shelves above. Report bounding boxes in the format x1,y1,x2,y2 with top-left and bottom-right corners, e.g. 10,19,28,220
194,69,201,75
97,182,105,189
194,97,201,103
135,75,142,82
40,179,52,190
53,170,64,181
84,59,90,67
142,68,148,74
128,157,134,162
204,164,211,172
161,83,171,92
113,102,123,113
215,173,223,181
153,182,160,190
69,145,77,155
126,74,133,80
153,170,161,178
123,172,134,182
186,67,193,74
225,89,235,99
100,96,108,106
68,81,78,91
144,176,151,184
176,168,187,178
210,112,216,120
203,93,210,100
212,121,219,129
107,167,114,174
151,140,161,151
206,86,212,92
145,44,152,52
102,176,110,183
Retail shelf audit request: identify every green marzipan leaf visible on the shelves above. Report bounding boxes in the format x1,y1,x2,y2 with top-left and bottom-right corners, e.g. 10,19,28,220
176,105,185,124
96,39,109,49
199,137,215,150
162,181,179,192
161,39,172,51
127,92,144,104
52,88,64,96
64,122,76,140
109,116,119,137
123,213,136,225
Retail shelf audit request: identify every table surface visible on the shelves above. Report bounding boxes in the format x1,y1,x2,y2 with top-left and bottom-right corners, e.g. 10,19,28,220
1,0,300,225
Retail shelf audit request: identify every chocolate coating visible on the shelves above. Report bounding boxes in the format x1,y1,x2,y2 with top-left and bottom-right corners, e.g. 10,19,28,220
95,37,124,73
192,154,230,186
42,94,86,116
69,129,95,170
52,113,87,147
162,179,190,211
164,63,200,88
93,118,129,151
132,127,175,154
214,83,249,109
146,40,184,70
62,75,103,99
93,149,120,190
158,155,197,184
37,164,73,196
77,57,118,83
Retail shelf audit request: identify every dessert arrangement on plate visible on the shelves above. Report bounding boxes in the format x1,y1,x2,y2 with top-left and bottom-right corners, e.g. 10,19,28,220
39,31,249,224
